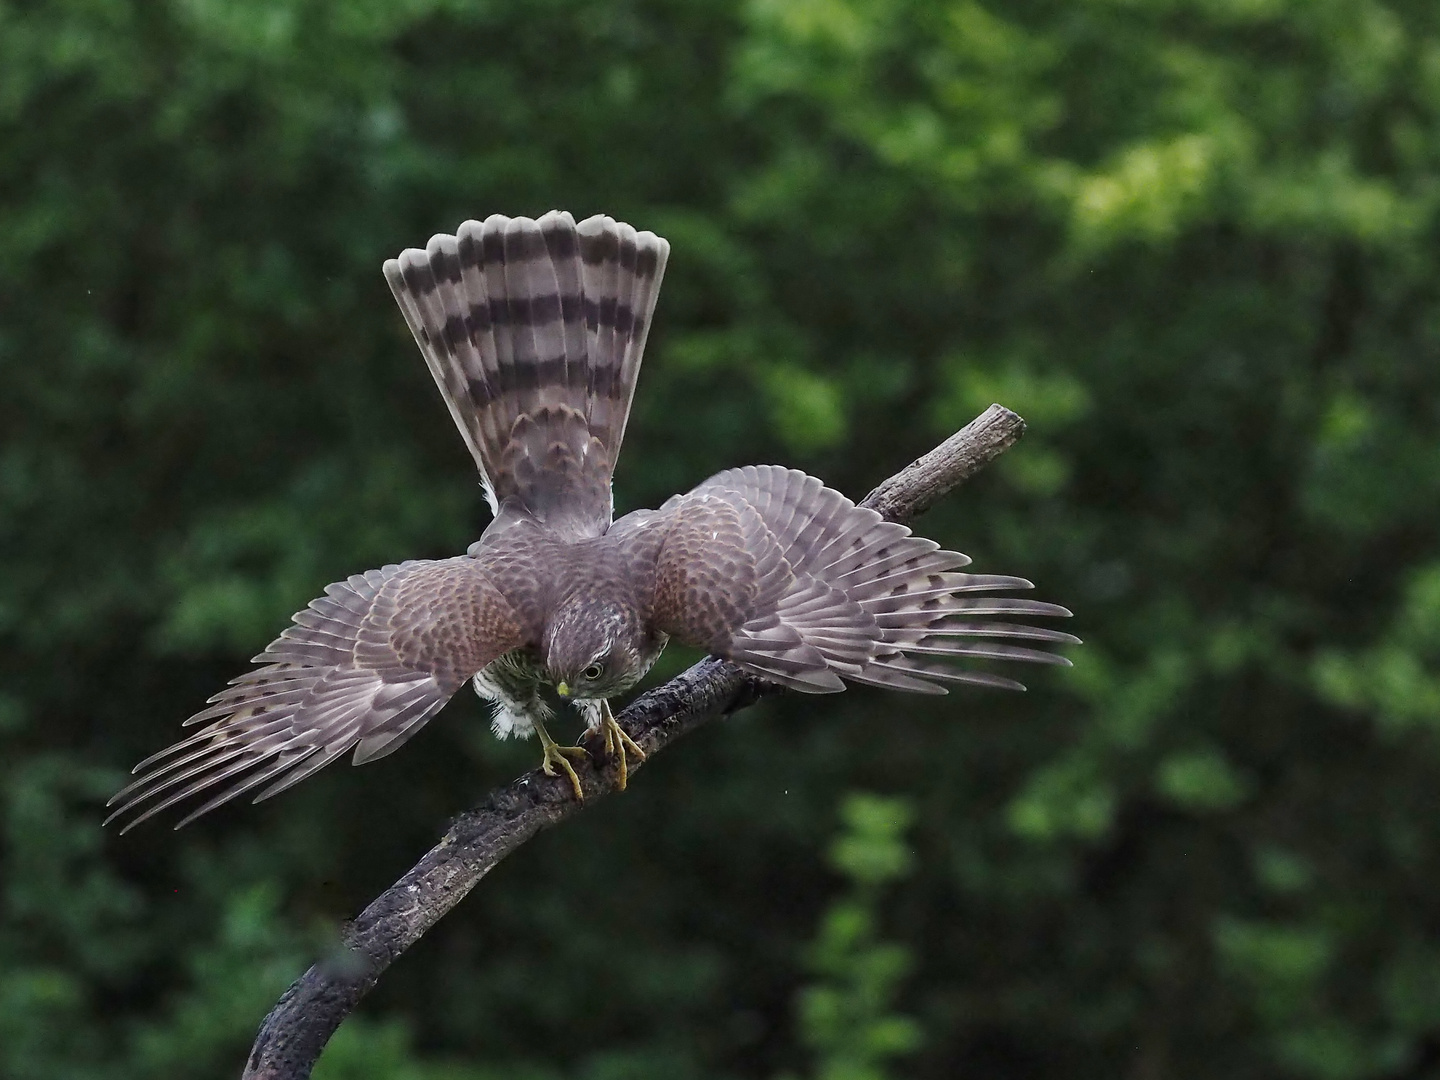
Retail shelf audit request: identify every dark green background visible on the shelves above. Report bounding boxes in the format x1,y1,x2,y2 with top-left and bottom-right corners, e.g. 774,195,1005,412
4,0,1440,1076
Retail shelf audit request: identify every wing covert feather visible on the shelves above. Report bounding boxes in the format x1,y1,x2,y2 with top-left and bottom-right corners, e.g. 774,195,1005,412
645,466,1077,694
107,556,525,831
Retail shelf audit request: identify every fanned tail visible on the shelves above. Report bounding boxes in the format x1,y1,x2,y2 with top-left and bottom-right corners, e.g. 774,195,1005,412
384,212,670,535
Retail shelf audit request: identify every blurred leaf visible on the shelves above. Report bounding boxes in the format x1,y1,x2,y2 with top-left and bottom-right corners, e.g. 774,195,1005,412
1155,746,1251,813
792,792,922,1080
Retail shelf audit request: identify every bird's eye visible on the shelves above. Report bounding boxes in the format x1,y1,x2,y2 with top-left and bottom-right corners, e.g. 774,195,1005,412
583,663,604,681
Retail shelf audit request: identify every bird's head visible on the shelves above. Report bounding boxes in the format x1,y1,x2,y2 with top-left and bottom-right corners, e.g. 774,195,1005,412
544,597,648,700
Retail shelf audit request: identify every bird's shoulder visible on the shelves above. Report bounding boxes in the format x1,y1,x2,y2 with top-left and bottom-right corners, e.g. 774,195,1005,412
462,523,569,637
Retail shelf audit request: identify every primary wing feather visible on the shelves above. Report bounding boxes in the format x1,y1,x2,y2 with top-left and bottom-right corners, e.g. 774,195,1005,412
107,557,524,832
644,466,1077,693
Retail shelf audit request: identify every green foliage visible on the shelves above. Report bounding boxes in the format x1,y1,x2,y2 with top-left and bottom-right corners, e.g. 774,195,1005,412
1314,563,1440,735
4,0,1440,1076
785,794,922,1080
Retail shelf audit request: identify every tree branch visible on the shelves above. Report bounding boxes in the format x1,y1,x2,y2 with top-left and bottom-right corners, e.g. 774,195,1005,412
241,404,1027,1080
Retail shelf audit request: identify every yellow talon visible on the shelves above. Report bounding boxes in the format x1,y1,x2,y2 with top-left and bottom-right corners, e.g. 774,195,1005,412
533,716,588,800
597,700,647,791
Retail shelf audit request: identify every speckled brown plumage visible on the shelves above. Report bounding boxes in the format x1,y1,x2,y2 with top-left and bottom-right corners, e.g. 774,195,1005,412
108,211,1076,831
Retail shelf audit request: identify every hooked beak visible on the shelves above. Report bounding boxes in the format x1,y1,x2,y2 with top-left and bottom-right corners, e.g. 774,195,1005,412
555,681,570,698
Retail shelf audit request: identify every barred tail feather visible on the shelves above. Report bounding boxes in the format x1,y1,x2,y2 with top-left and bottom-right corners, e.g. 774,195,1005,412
578,215,670,470
385,212,669,534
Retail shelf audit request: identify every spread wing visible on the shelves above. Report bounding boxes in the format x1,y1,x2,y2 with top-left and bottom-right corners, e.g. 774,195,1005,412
107,557,525,832
644,466,1077,694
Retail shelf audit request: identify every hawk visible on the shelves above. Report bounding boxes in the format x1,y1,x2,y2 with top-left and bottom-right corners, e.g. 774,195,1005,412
108,211,1076,831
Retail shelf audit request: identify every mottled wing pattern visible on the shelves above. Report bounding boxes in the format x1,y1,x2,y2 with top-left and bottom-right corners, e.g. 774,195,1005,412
107,557,525,832
384,212,669,535
647,466,1077,693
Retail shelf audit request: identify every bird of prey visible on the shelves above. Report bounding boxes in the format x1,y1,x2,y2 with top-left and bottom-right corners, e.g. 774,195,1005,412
107,211,1077,831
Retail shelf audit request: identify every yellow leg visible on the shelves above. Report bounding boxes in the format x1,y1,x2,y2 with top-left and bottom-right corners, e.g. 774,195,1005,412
597,699,647,791
533,716,589,800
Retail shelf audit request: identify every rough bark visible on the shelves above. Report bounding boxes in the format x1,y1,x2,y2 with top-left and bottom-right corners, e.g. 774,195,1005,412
241,403,1027,1080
